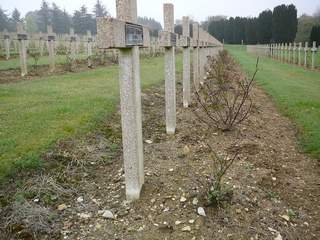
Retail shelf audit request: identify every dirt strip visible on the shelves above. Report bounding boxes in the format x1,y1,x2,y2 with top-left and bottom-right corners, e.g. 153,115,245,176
1,66,319,240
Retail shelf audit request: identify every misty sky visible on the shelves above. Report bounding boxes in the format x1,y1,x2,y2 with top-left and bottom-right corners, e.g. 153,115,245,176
1,0,319,23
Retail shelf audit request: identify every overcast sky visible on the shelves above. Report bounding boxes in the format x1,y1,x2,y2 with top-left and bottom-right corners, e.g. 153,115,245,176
1,0,319,23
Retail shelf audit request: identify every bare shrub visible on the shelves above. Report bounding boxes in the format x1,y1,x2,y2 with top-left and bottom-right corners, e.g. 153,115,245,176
28,49,41,72
193,50,258,207
206,144,239,207
194,50,258,131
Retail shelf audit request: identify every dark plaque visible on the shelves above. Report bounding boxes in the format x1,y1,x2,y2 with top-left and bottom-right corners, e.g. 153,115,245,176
88,37,93,42
170,33,176,46
125,23,143,46
17,34,28,41
48,35,55,41
70,36,76,42
40,37,43,40
4,35,10,40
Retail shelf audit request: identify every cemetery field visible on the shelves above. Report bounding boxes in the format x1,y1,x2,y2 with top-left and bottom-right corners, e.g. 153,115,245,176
1,64,319,239
0,54,182,181
227,45,320,159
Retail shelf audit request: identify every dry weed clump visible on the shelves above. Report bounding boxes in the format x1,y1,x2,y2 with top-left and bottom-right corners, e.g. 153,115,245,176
4,200,57,237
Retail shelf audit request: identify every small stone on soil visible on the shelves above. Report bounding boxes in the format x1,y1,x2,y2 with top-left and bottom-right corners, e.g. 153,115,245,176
182,226,192,232
78,213,92,219
280,215,290,221
197,207,206,217
180,196,187,202
58,204,68,211
102,210,114,219
77,196,84,203
274,233,283,240
192,198,199,205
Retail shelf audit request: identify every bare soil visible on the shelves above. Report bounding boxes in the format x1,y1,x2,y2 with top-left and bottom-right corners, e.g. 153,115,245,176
0,59,114,84
0,64,319,240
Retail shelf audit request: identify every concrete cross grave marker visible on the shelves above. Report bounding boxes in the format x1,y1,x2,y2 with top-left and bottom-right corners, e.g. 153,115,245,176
280,43,283,62
17,22,28,77
298,42,302,66
311,41,317,70
304,42,309,67
192,22,200,91
3,29,10,60
181,16,191,108
39,32,45,57
159,3,177,135
97,0,150,201
47,25,56,72
198,28,205,84
284,43,288,62
288,43,292,63
293,42,297,64
87,30,93,68
70,28,77,60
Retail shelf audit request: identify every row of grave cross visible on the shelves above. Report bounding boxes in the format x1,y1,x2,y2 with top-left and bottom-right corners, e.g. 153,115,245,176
96,0,223,201
2,24,94,76
0,0,222,201
248,42,318,70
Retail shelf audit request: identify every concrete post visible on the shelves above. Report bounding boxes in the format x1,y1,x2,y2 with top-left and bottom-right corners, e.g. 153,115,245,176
163,3,176,134
17,22,28,77
284,43,288,62
109,0,145,201
70,28,76,60
288,43,292,63
192,23,200,91
298,42,302,66
293,42,296,64
87,30,93,68
39,32,45,57
311,41,317,70
182,16,191,108
304,42,308,68
47,25,56,72
4,29,10,60
199,28,205,84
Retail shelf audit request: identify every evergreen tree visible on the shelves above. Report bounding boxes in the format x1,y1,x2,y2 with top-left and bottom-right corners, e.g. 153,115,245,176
72,5,95,34
0,7,9,31
51,3,71,33
310,25,320,47
272,4,298,43
93,0,109,18
257,10,272,43
37,0,51,32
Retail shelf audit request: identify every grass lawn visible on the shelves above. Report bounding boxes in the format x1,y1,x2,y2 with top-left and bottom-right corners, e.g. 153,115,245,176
0,54,183,180
226,45,320,159
0,54,88,70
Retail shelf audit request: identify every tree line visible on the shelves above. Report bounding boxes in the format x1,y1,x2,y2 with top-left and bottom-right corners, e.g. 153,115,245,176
0,0,162,36
205,4,298,44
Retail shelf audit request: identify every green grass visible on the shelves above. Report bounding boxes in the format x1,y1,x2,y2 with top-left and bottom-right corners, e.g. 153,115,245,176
226,45,320,159
0,54,183,180
0,54,88,70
